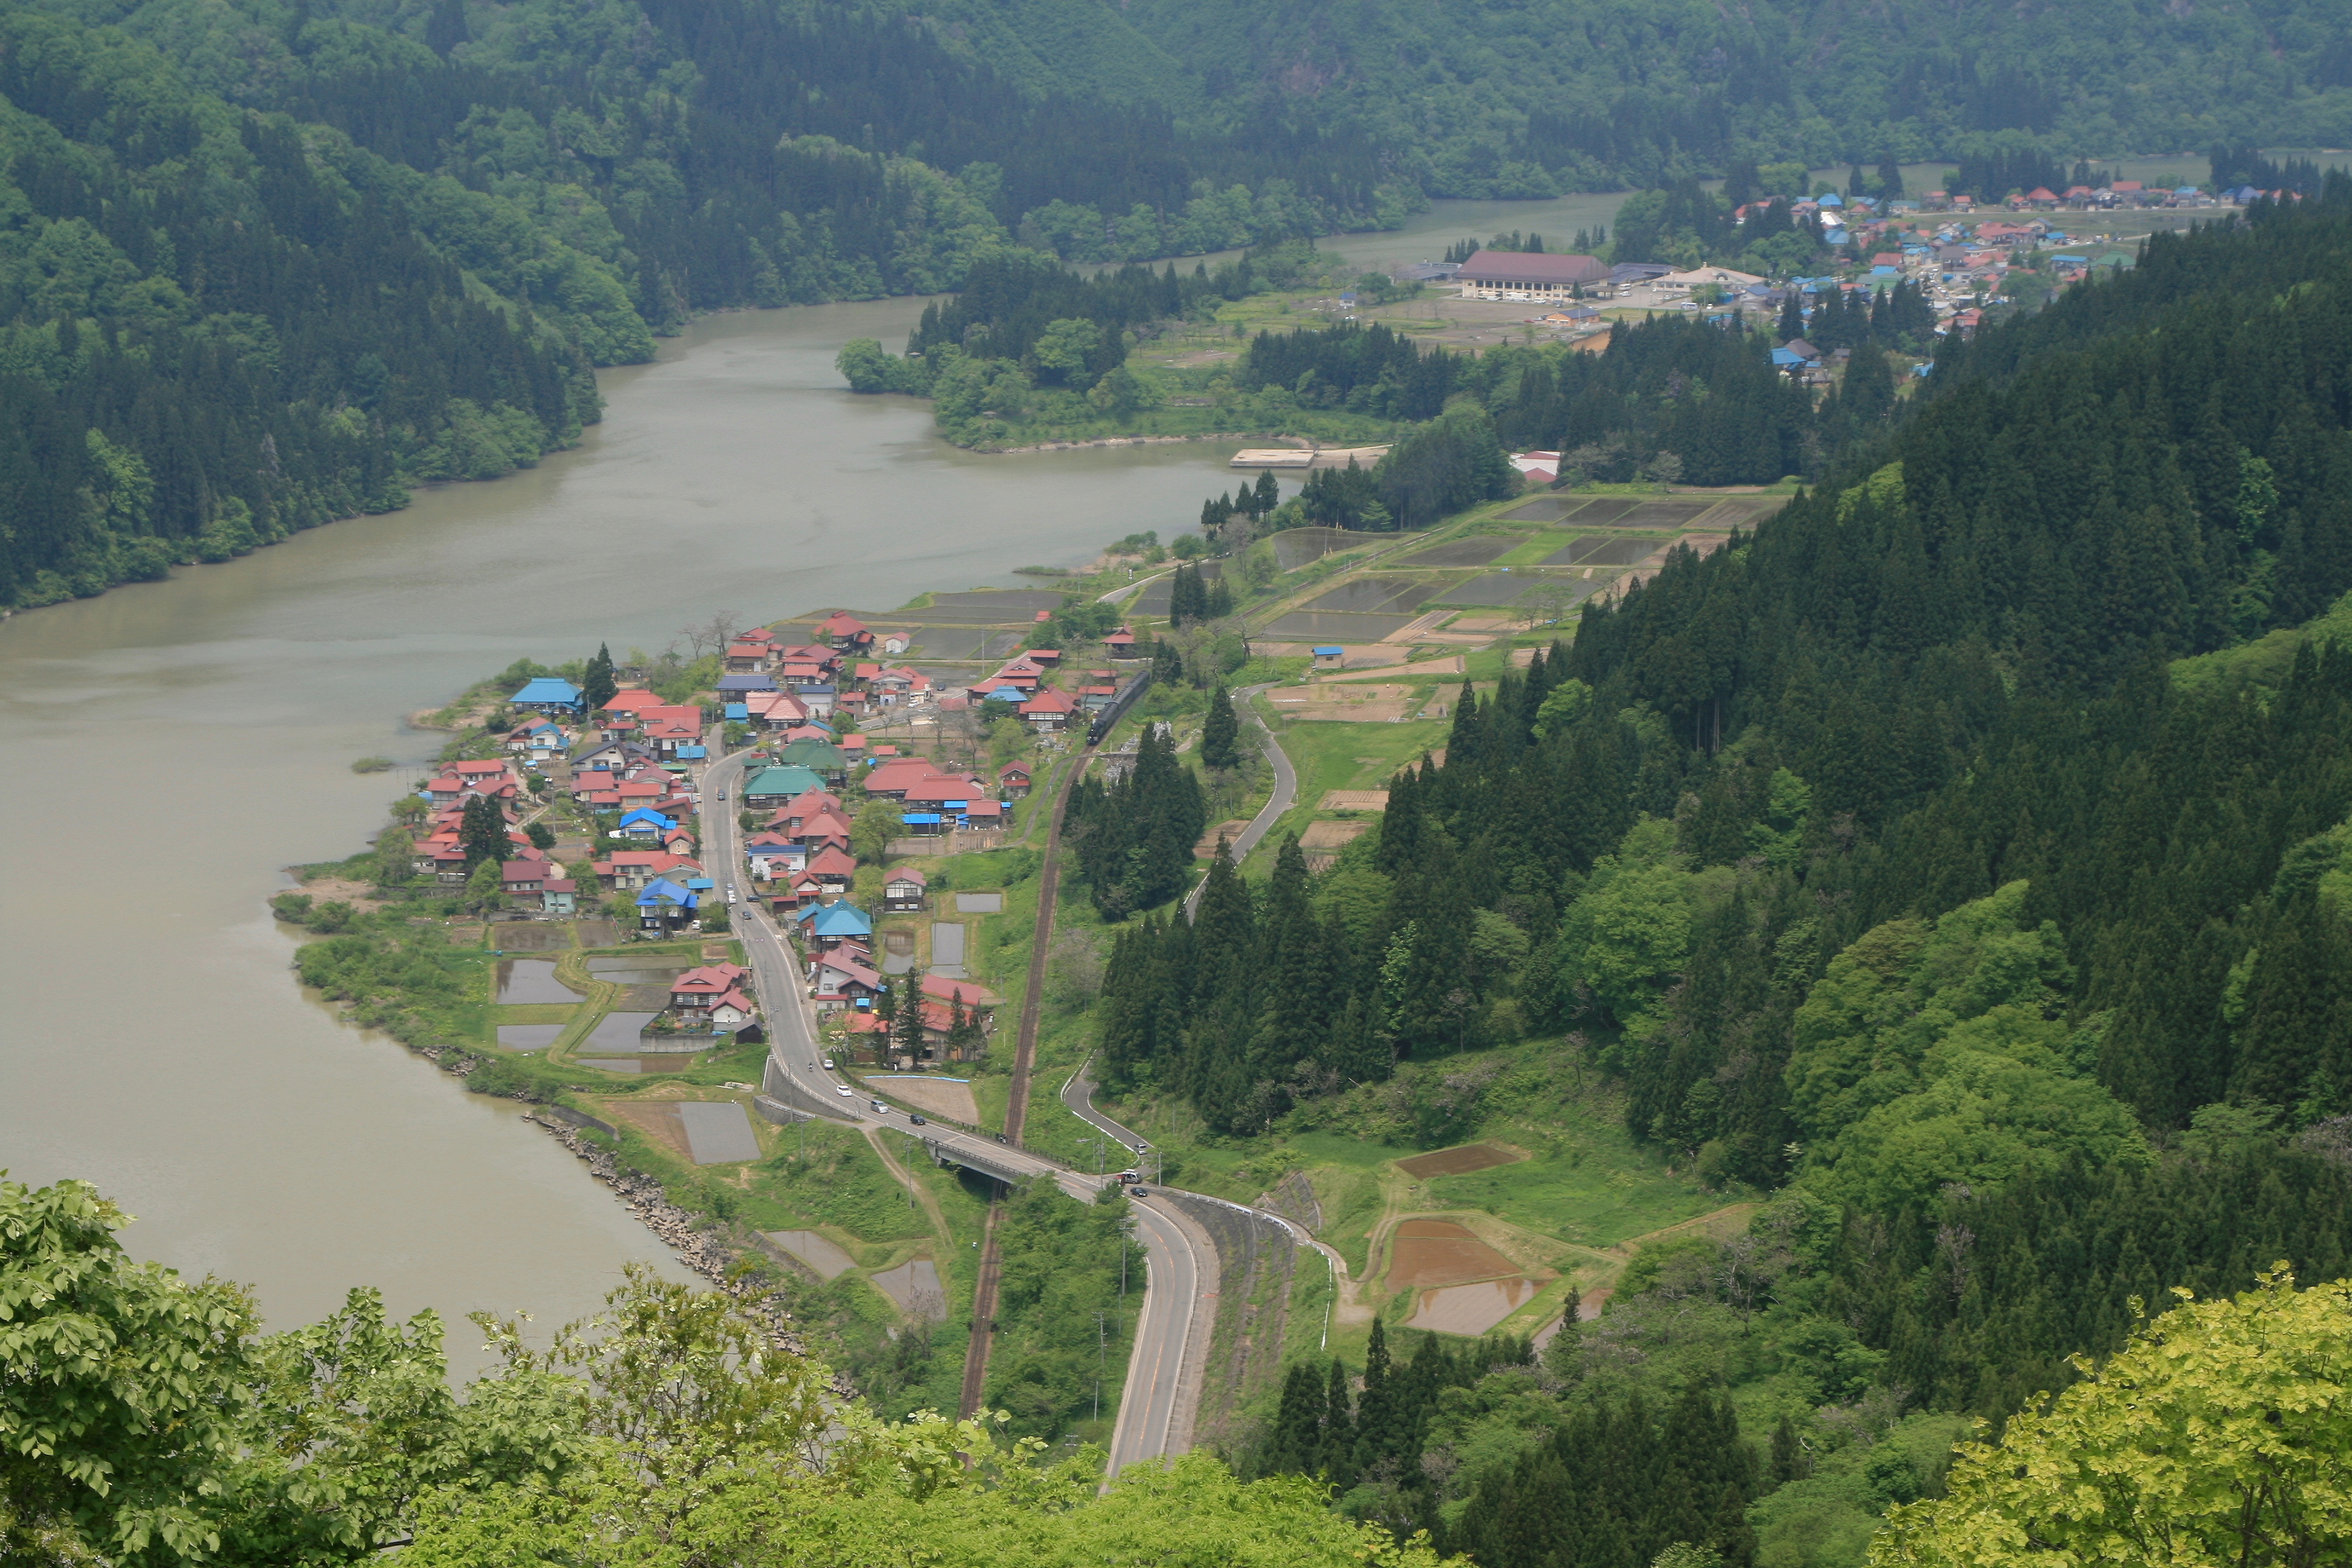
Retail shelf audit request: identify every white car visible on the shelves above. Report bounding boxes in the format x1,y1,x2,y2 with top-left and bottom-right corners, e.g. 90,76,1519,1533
869,1100,888,1114
835,1084,852,1097
821,1057,835,1070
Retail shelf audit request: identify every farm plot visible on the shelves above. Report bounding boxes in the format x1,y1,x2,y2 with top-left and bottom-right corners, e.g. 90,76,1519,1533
766,1229,857,1280
1386,1215,1550,1337
1265,684,1416,722
1399,537,1517,568
1439,573,1537,606
1263,610,1420,640
1272,527,1365,569
1612,500,1717,528
495,959,579,1004
1304,577,1440,614
1543,537,1657,567
1500,497,1590,523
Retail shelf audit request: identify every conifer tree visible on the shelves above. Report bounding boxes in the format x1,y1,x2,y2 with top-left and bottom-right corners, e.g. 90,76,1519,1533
1253,471,1280,515
583,642,618,712
459,792,508,868
1321,1358,1356,1485
1201,685,1240,769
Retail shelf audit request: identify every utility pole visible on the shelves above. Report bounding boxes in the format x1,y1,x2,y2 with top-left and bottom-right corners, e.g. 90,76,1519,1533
1095,1310,1108,1426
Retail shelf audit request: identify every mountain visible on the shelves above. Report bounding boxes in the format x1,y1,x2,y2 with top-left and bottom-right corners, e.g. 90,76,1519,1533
927,0,2352,195
0,0,1413,609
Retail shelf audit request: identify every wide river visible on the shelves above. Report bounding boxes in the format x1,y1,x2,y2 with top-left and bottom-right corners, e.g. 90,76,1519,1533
0,198,1628,1368
0,297,1261,1367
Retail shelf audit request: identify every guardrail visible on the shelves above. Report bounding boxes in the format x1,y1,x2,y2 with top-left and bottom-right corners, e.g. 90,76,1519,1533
846,1072,1058,1158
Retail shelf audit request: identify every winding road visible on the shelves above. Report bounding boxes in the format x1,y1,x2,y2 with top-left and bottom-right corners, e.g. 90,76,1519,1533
1183,684,1298,918
697,691,1305,1475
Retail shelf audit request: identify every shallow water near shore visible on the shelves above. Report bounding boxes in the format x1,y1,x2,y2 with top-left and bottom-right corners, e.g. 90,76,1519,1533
0,296,1249,1371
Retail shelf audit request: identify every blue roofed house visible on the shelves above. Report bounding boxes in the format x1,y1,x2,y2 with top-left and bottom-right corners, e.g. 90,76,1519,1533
616,807,678,840
716,673,779,698
511,676,584,715
793,900,873,952
636,877,699,931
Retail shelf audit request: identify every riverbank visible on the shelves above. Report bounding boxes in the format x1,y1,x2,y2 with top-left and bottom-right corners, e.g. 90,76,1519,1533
0,290,1374,1371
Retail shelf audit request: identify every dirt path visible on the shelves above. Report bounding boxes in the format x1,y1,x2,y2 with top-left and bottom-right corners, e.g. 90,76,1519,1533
861,1124,956,1258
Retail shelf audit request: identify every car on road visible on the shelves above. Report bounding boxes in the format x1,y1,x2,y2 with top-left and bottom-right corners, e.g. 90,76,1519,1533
1129,1187,1149,1198
835,1085,852,1097
908,1114,927,1126
869,1099,887,1114
716,789,727,800
821,1057,834,1070
1117,1169,1140,1183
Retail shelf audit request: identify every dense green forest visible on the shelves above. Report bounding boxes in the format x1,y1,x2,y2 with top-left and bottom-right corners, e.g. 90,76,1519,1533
0,0,1416,607
895,0,2352,194
10,0,2348,605
1081,190,2352,1558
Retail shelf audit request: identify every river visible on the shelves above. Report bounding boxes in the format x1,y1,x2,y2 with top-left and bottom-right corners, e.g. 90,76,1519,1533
0,191,1630,1368
0,298,1260,1370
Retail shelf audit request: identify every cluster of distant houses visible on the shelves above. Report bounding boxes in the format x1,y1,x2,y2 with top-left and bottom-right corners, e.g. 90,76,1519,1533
435,604,1160,1063
1439,174,2272,358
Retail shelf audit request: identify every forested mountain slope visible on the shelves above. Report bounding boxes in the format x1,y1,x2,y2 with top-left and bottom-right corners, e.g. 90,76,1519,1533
1086,194,2352,1553
915,0,2352,194
0,0,1413,608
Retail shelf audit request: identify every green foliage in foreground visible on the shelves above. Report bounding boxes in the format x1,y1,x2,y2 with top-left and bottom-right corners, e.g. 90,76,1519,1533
1872,1269,2352,1568
0,1172,1454,1568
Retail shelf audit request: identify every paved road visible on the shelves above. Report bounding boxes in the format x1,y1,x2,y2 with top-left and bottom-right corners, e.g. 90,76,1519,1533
1183,682,1298,919
700,728,1311,1474
699,742,1207,1464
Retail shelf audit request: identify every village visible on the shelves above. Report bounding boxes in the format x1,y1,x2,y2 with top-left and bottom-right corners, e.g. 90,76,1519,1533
393,606,1174,1093
1353,175,2287,367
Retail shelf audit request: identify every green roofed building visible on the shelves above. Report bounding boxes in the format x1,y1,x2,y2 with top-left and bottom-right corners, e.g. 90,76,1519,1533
743,765,825,806
777,737,849,781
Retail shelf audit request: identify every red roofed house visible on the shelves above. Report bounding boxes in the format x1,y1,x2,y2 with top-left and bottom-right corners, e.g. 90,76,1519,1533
670,962,750,1012
600,689,666,715
725,642,774,673
799,809,854,852
883,867,928,912
806,844,857,892
902,774,985,808
500,860,549,896
998,762,1031,799
819,612,872,651
862,759,942,799
593,850,701,891
1019,686,1079,731
768,789,844,832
